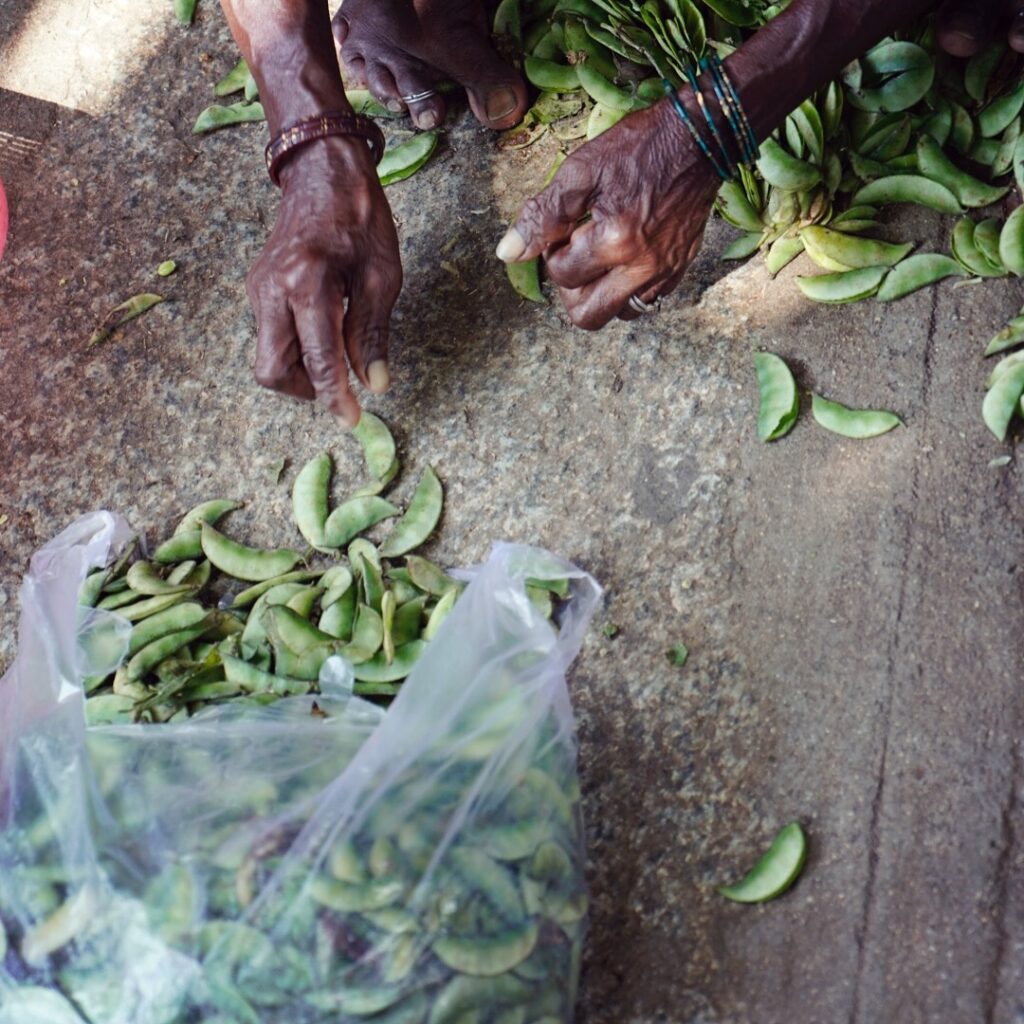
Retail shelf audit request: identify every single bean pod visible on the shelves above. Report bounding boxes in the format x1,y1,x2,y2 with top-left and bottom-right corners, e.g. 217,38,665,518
200,522,303,582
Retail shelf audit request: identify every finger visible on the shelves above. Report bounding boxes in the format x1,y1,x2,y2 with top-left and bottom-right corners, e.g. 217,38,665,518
616,270,684,322
498,163,594,264
366,61,405,115
545,217,636,290
935,0,992,56
1010,0,1024,52
430,24,528,129
344,53,367,86
559,264,658,331
343,262,402,393
251,297,316,402
291,293,362,427
388,60,446,131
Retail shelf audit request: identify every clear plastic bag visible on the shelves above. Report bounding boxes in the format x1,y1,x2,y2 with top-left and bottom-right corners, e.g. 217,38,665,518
0,512,600,1024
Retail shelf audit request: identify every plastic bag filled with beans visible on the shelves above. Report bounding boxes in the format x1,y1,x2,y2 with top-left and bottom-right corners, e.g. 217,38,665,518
0,511,599,1024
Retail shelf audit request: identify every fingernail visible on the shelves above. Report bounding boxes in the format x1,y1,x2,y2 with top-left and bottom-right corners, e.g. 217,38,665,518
417,109,440,130
486,87,517,122
367,359,390,393
496,228,526,263
386,98,404,113
336,411,359,430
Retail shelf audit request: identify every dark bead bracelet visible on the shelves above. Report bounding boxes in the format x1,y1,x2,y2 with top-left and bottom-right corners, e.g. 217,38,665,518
265,112,386,187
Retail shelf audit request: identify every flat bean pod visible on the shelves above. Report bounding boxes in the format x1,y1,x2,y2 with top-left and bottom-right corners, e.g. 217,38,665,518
292,452,332,548
433,922,539,977
982,362,1024,440
352,640,426,683
916,136,1009,208
192,101,265,134
979,82,1024,138
378,131,439,187
801,226,911,270
999,206,1024,277
423,589,458,641
985,313,1024,356
323,497,399,548
201,522,303,582
811,394,901,438
352,412,398,483
392,595,428,646
319,587,357,640
974,219,1006,272
756,138,820,192
153,530,203,564
951,217,1005,278
851,175,962,215
127,602,207,657
718,822,807,903
127,619,213,682
524,56,580,91
876,253,965,301
796,266,888,304
507,258,545,303
126,561,193,596
405,554,460,596
378,468,444,557
754,352,799,442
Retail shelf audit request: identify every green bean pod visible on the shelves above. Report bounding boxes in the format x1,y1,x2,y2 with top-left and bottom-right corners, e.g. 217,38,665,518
801,225,911,270
756,138,821,192
378,467,444,557
378,131,439,187
291,452,332,548
575,63,633,111
876,254,966,301
851,174,963,215
916,136,1009,208
983,362,1024,440
200,522,303,582
811,394,901,438
951,217,1005,278
796,266,888,304
352,640,427,683
192,102,265,134
524,56,580,91
979,82,1024,138
754,352,799,442
999,206,1024,277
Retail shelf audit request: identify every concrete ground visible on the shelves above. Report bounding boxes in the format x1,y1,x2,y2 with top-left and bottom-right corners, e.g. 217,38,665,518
2,1,1024,1021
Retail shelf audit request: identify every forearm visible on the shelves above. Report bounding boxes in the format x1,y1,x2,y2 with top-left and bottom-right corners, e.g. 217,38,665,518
219,0,350,134
727,0,937,141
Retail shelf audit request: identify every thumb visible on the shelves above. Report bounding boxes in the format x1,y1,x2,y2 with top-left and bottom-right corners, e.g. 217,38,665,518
496,163,593,263
344,266,401,394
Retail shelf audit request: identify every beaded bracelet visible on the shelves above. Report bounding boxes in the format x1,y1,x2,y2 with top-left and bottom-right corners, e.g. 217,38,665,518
265,112,386,187
682,62,737,179
703,52,759,167
662,79,731,182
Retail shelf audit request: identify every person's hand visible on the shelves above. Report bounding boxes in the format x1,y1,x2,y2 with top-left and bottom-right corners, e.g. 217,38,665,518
935,0,1024,56
497,100,721,330
247,137,401,427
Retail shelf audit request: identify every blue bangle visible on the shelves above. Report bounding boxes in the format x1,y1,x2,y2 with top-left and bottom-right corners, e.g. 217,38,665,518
682,62,737,178
661,79,731,182
703,53,759,167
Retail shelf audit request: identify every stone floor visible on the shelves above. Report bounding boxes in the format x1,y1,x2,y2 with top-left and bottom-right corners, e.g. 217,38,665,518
2,1,1024,1021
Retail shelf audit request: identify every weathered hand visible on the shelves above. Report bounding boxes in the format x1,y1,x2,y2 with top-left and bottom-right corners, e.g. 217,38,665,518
498,100,721,330
247,137,401,426
935,0,1024,55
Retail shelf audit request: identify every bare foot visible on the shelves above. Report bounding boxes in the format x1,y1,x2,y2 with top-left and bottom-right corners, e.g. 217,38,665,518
333,0,528,130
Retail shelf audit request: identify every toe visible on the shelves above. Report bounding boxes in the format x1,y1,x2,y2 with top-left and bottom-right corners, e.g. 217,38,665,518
366,62,406,114
389,62,447,130
430,27,528,129
935,0,991,57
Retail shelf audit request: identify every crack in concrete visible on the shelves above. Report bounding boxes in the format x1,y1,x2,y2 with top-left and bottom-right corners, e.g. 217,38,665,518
984,738,1021,1024
848,284,939,1024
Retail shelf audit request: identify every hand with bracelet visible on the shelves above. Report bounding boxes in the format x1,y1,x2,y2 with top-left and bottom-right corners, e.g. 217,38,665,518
498,0,1023,330
220,0,402,428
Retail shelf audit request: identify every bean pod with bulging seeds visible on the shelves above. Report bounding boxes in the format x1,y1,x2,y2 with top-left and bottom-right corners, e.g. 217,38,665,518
796,266,888,304
200,522,303,582
379,467,444,557
291,452,332,548
811,394,902,438
876,253,966,301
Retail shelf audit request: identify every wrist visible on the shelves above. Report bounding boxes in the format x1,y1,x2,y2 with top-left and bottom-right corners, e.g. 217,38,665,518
277,134,378,193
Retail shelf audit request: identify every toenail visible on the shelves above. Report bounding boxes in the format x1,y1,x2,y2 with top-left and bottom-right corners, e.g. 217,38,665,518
386,98,404,113
486,87,517,122
417,109,440,129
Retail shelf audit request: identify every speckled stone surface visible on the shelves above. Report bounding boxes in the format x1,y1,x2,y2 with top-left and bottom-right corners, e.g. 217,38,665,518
2,2,1024,1021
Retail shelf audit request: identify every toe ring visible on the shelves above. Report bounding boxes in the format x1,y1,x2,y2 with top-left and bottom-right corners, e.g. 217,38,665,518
401,89,438,105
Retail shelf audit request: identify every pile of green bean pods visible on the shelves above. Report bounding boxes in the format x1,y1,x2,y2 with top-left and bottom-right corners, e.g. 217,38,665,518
80,414,568,725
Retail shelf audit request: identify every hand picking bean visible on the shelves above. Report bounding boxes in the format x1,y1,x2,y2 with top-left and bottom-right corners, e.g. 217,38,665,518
875,254,965,301
200,522,303,582
507,257,546,302
292,452,332,548
379,468,444,557
811,394,901,438
718,822,808,903
754,352,798,442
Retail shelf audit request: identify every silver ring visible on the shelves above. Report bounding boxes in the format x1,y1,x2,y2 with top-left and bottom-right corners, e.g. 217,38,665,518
400,89,438,105
628,294,658,315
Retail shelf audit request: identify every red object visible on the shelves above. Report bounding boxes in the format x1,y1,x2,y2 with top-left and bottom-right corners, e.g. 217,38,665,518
0,176,7,263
